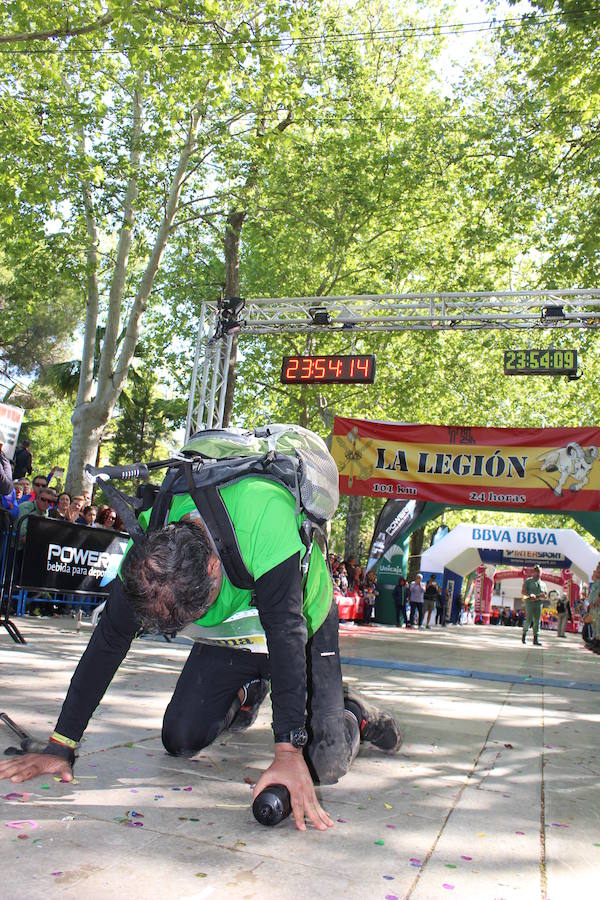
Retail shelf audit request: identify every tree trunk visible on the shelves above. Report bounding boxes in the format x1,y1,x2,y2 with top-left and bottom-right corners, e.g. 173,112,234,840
407,527,426,582
65,405,110,495
344,494,363,562
222,209,246,426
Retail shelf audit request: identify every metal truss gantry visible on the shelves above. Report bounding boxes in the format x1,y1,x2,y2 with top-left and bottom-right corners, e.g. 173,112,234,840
185,288,600,437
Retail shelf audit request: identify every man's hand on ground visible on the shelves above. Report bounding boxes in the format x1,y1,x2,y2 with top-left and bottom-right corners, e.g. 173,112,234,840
0,753,73,783
253,744,334,833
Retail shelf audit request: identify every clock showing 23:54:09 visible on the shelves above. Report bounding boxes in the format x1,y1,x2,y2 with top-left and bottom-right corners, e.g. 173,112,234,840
504,349,577,376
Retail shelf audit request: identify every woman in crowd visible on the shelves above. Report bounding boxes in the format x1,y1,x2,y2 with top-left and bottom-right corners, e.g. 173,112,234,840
49,492,71,520
97,506,118,529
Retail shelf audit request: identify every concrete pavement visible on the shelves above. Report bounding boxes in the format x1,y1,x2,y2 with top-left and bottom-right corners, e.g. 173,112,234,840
1,618,598,900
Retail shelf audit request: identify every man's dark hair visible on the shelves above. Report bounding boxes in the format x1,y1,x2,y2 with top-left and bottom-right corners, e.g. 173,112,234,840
121,521,218,633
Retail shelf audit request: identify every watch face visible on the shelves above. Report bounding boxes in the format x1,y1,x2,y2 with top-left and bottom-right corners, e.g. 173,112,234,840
291,727,308,748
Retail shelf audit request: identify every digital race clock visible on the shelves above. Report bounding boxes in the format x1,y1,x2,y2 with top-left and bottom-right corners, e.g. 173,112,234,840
281,354,376,384
504,349,577,376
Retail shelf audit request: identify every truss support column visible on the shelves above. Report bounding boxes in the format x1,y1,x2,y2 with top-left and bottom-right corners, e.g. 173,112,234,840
185,302,207,440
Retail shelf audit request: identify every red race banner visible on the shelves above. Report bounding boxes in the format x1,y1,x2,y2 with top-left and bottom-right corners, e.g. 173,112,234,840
332,417,600,512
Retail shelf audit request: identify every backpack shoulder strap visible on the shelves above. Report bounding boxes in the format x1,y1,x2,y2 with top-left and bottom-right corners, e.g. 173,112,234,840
182,462,254,591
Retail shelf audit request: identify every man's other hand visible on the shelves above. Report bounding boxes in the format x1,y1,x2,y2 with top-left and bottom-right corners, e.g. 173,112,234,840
253,744,334,833
0,753,73,783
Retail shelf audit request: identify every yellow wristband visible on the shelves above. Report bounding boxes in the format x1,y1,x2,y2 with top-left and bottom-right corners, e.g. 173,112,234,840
49,731,78,750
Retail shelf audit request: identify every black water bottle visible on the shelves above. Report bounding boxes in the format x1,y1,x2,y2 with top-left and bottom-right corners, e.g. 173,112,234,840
252,784,291,826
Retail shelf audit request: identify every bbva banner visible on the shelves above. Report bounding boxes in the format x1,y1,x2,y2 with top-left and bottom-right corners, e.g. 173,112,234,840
20,517,128,594
332,417,600,511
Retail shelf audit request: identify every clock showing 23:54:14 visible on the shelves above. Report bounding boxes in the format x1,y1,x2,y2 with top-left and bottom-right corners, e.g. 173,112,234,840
504,349,578,376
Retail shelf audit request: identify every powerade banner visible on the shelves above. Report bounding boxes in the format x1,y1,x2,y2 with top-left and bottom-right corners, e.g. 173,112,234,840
20,517,128,594
332,417,600,512
366,499,425,573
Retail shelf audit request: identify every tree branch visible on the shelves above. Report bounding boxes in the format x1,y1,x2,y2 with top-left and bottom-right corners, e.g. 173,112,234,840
96,88,144,404
0,12,113,44
76,122,101,410
111,104,204,402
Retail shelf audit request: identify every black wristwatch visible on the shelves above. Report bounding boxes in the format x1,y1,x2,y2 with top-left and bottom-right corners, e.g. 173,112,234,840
274,726,309,748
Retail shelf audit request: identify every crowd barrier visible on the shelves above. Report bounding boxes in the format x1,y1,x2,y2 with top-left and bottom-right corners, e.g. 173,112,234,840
0,516,128,644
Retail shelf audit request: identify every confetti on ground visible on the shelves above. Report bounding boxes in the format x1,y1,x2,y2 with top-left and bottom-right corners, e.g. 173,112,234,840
551,823,568,828
461,855,472,861
337,818,346,823
375,839,385,845
50,872,63,877
409,858,421,864
3,792,30,802
446,864,457,868
183,786,193,791
386,824,397,830
384,803,392,809
385,895,398,900
383,875,395,880
195,873,207,878
516,831,525,836
17,833,29,840
154,795,164,800
6,820,39,830
593,843,600,847
442,884,455,890
477,833,487,837
504,743,513,749
129,789,139,793
40,784,50,790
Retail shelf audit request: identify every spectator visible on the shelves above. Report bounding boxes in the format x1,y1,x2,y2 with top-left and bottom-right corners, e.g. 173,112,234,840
423,575,439,629
344,555,358,589
393,576,409,627
408,573,425,628
20,475,49,504
0,431,14,496
556,594,572,638
450,591,462,625
83,505,98,527
97,506,118,529
17,487,55,540
49,492,71,521
17,478,32,502
66,498,85,524
1,480,23,525
436,587,448,626
360,570,377,625
337,563,349,594
12,439,33,480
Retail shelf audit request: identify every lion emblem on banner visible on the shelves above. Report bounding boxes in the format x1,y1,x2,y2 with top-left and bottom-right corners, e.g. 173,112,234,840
537,442,599,496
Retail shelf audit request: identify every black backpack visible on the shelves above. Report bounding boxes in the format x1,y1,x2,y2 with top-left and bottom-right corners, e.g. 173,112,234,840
86,424,339,590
